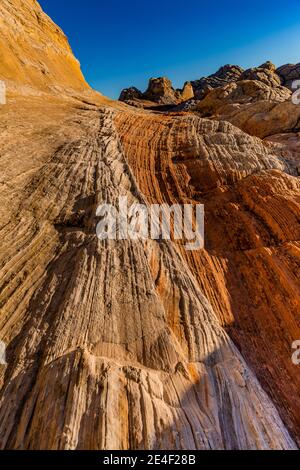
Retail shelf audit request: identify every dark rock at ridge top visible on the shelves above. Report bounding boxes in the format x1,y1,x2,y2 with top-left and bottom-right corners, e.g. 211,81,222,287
276,63,300,89
179,62,284,105
119,77,194,107
119,86,143,102
190,64,244,99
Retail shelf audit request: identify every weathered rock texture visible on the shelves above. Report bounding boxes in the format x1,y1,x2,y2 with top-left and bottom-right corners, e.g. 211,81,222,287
119,86,144,102
114,111,300,448
0,0,300,451
144,77,179,104
197,79,290,112
195,80,297,138
239,61,281,87
193,68,300,139
191,64,244,99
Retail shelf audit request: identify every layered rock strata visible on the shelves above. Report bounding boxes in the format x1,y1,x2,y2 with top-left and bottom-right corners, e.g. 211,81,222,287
0,97,297,450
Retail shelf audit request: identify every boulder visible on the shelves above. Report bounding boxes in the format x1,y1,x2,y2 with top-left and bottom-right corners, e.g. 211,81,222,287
119,86,143,101
144,76,180,104
195,79,298,139
276,63,300,89
179,81,194,101
197,79,291,116
240,61,281,87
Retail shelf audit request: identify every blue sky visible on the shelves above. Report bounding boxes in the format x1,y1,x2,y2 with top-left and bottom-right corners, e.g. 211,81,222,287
39,0,300,99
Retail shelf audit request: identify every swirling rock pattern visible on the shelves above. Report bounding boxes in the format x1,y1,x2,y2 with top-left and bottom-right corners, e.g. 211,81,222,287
114,110,300,446
0,95,297,450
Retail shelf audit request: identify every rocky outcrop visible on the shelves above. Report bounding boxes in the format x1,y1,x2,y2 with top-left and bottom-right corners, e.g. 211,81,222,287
277,63,300,89
115,110,300,447
119,62,297,112
192,62,286,119
144,76,179,104
221,99,300,139
180,81,194,101
197,79,290,115
120,61,285,109
240,61,281,87
119,86,143,102
1,0,300,451
190,64,244,99
193,72,300,139
0,95,297,451
119,77,194,107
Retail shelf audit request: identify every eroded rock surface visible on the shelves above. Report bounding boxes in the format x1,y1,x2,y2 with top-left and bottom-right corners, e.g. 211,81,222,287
115,110,300,447
191,64,244,99
0,94,297,451
144,77,179,104
119,86,144,102
197,79,291,115
239,61,281,88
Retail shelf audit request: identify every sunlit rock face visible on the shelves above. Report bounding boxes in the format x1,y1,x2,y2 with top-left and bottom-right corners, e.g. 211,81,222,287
0,0,88,92
0,0,300,451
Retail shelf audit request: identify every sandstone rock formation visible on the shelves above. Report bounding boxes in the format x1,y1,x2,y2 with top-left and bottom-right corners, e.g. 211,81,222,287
239,61,281,87
193,77,300,140
194,79,296,138
119,86,144,102
190,64,244,99
115,110,300,448
179,81,194,101
188,62,300,140
0,0,88,93
119,77,194,107
197,79,290,114
0,0,300,451
0,94,297,452
277,63,300,89
144,77,179,104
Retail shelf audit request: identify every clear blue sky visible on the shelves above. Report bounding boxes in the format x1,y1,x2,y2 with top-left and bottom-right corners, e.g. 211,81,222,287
39,0,300,99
